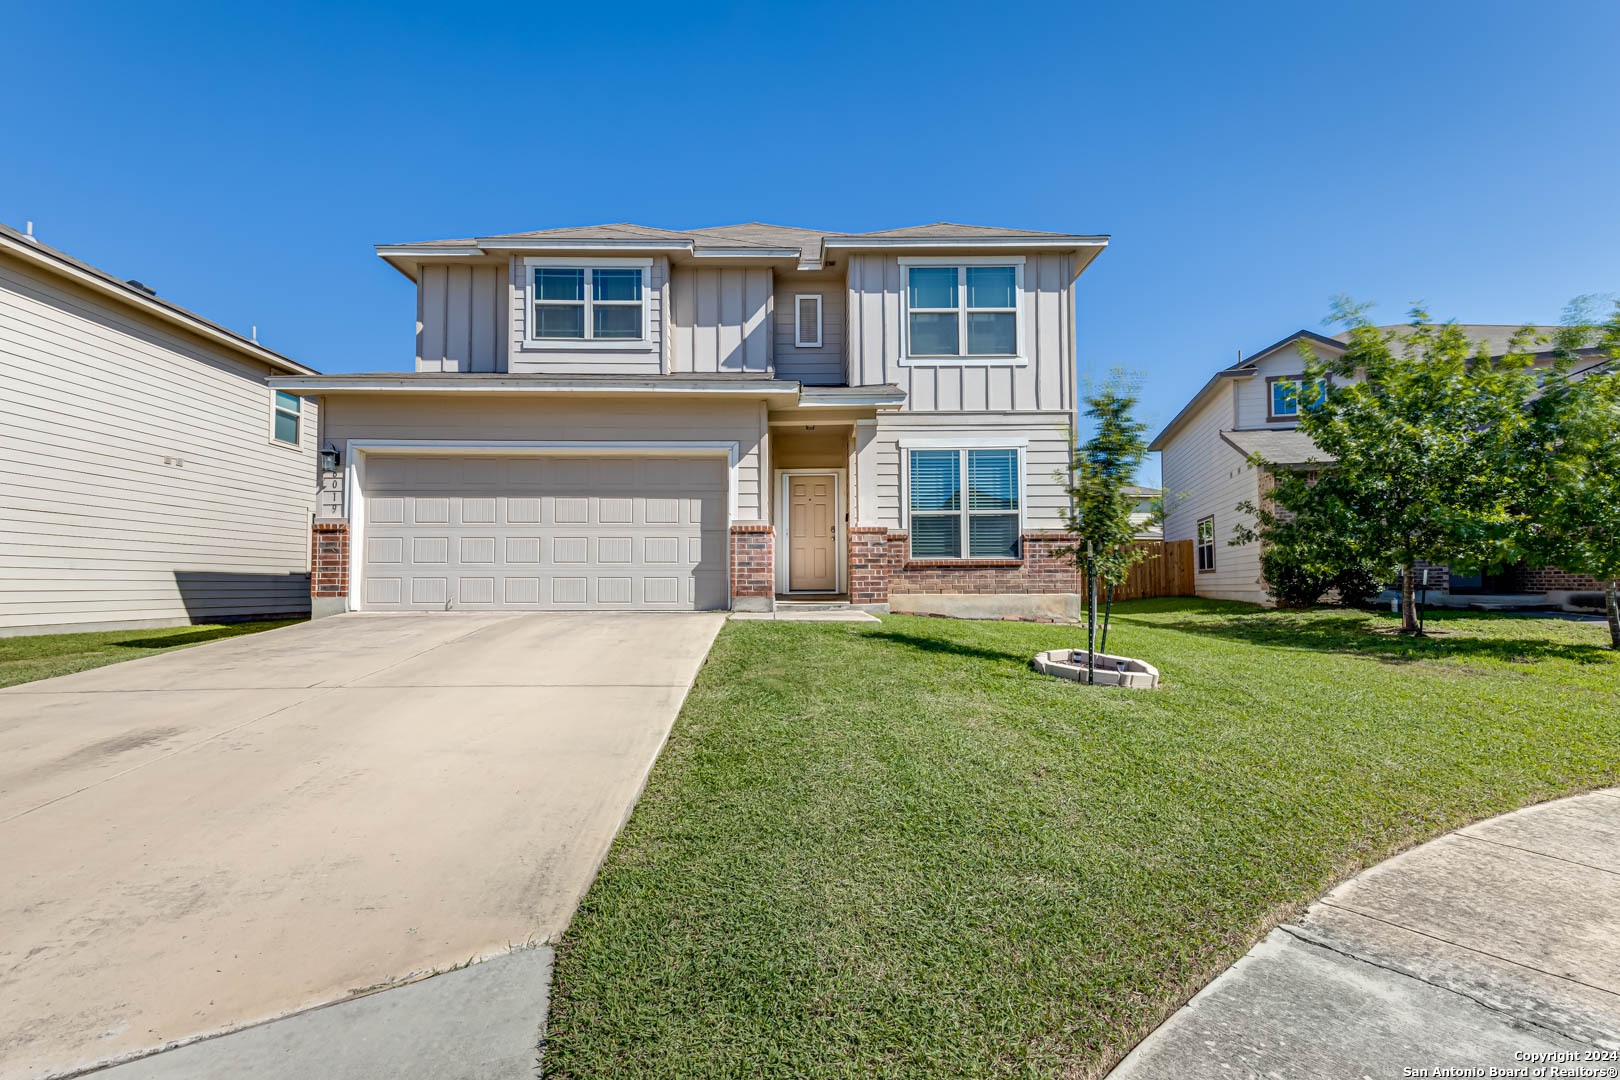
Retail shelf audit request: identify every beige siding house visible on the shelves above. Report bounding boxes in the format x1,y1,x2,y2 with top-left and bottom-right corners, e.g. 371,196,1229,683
273,221,1109,618
1151,325,1610,609
0,223,319,636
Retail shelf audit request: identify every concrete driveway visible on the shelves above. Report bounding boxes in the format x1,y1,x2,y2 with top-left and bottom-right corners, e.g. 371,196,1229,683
0,611,725,1080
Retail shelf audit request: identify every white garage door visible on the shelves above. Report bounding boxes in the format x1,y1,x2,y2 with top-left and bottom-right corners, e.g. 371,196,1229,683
359,455,727,611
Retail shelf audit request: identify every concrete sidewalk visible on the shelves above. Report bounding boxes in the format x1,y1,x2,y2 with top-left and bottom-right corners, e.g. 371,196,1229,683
1109,788,1620,1078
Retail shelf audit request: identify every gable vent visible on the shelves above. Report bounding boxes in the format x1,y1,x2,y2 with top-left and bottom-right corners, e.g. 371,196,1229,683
795,294,822,348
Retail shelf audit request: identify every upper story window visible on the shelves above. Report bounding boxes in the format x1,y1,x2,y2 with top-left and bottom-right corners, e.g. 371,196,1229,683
899,257,1024,366
907,447,1021,560
271,390,301,445
794,294,822,348
1268,375,1326,421
524,258,652,348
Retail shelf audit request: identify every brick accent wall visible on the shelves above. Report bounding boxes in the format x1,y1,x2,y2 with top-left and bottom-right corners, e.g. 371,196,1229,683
848,529,1083,601
729,524,775,599
1511,565,1606,592
849,527,900,605
311,521,349,599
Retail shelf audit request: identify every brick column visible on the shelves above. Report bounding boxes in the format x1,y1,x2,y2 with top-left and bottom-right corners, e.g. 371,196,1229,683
729,524,775,611
310,521,350,617
849,526,899,611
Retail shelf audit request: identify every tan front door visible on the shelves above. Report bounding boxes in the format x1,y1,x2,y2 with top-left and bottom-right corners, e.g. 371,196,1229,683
788,473,837,592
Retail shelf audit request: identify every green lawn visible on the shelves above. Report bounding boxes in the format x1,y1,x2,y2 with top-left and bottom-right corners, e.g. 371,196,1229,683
0,620,302,689
544,601,1619,1080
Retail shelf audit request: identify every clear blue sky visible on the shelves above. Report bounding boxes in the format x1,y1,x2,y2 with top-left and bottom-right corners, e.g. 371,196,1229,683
4,1,1617,485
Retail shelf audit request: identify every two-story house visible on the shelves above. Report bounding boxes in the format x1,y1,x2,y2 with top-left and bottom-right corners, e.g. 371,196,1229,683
269,222,1107,618
1151,324,1611,610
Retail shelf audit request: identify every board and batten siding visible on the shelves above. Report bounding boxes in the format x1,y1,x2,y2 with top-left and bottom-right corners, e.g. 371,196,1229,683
319,393,770,522
845,252,1074,413
416,262,508,373
668,266,773,375
499,255,668,376
868,413,1073,532
0,250,316,634
1157,383,1265,602
772,278,845,385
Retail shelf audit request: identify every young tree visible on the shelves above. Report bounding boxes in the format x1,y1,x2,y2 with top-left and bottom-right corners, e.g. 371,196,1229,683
1515,305,1620,648
1278,300,1543,634
1058,379,1151,681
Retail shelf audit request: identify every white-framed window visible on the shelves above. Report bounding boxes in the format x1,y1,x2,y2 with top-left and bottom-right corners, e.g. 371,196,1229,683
1196,515,1216,572
794,294,822,348
271,390,301,445
899,256,1024,365
907,447,1021,559
523,257,652,348
1268,375,1326,420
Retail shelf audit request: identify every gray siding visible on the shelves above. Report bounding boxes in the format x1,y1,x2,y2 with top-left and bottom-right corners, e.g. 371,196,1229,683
505,256,668,375
0,251,316,633
417,262,507,373
845,252,1073,412
772,279,845,385
870,413,1072,531
668,266,773,374
320,394,769,522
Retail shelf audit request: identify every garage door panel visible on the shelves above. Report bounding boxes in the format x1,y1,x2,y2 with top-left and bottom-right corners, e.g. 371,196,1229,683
361,456,727,611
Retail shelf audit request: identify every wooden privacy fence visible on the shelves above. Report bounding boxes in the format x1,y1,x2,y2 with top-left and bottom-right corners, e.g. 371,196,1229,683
1105,540,1196,601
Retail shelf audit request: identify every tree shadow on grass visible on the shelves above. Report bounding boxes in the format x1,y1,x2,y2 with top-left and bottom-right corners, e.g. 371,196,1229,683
863,630,1050,666
1118,608,1613,666
109,621,297,650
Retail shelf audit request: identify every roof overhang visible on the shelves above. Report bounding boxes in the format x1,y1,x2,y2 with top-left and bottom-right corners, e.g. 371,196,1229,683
1148,330,1347,450
266,374,805,399
0,228,316,375
823,235,1110,279
377,239,820,280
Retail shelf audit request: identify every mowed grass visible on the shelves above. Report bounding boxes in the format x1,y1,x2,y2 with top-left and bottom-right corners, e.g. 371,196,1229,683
544,601,1619,1080
0,620,302,689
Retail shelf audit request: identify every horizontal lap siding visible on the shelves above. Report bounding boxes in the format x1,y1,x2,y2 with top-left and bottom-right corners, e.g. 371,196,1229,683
322,394,768,521
1158,386,1264,601
872,413,1073,531
0,252,316,631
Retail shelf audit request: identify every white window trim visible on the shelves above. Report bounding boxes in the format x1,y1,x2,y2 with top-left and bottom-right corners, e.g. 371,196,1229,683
773,468,846,594
897,255,1026,367
794,294,822,348
1196,515,1216,572
900,445,1026,560
521,256,655,351
270,389,302,448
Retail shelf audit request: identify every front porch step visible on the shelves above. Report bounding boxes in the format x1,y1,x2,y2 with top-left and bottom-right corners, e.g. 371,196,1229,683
775,599,853,611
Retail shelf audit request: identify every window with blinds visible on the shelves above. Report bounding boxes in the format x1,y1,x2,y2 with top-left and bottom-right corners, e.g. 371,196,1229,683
907,448,1021,559
795,294,822,348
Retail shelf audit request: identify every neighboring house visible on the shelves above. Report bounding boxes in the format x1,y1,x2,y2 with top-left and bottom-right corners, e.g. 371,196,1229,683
269,222,1107,618
1150,325,1611,610
0,222,319,636
1124,484,1163,540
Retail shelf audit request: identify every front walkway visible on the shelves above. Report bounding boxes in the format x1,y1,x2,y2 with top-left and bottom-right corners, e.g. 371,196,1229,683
1109,789,1620,1077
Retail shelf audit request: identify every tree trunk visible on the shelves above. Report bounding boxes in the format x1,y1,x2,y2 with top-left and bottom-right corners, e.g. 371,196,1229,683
1608,579,1619,651
1401,564,1421,634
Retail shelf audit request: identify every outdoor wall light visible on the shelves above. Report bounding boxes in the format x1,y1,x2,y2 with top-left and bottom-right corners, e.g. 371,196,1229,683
319,445,342,472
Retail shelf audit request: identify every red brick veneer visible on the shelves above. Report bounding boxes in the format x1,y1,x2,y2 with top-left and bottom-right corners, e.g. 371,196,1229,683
311,522,349,599
729,524,775,599
847,528,1082,602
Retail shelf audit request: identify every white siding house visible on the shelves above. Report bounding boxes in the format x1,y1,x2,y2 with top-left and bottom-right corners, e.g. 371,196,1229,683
0,224,319,635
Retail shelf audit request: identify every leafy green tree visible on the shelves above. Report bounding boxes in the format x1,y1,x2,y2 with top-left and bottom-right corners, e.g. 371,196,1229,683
1058,379,1151,680
1262,300,1544,634
1514,305,1620,648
